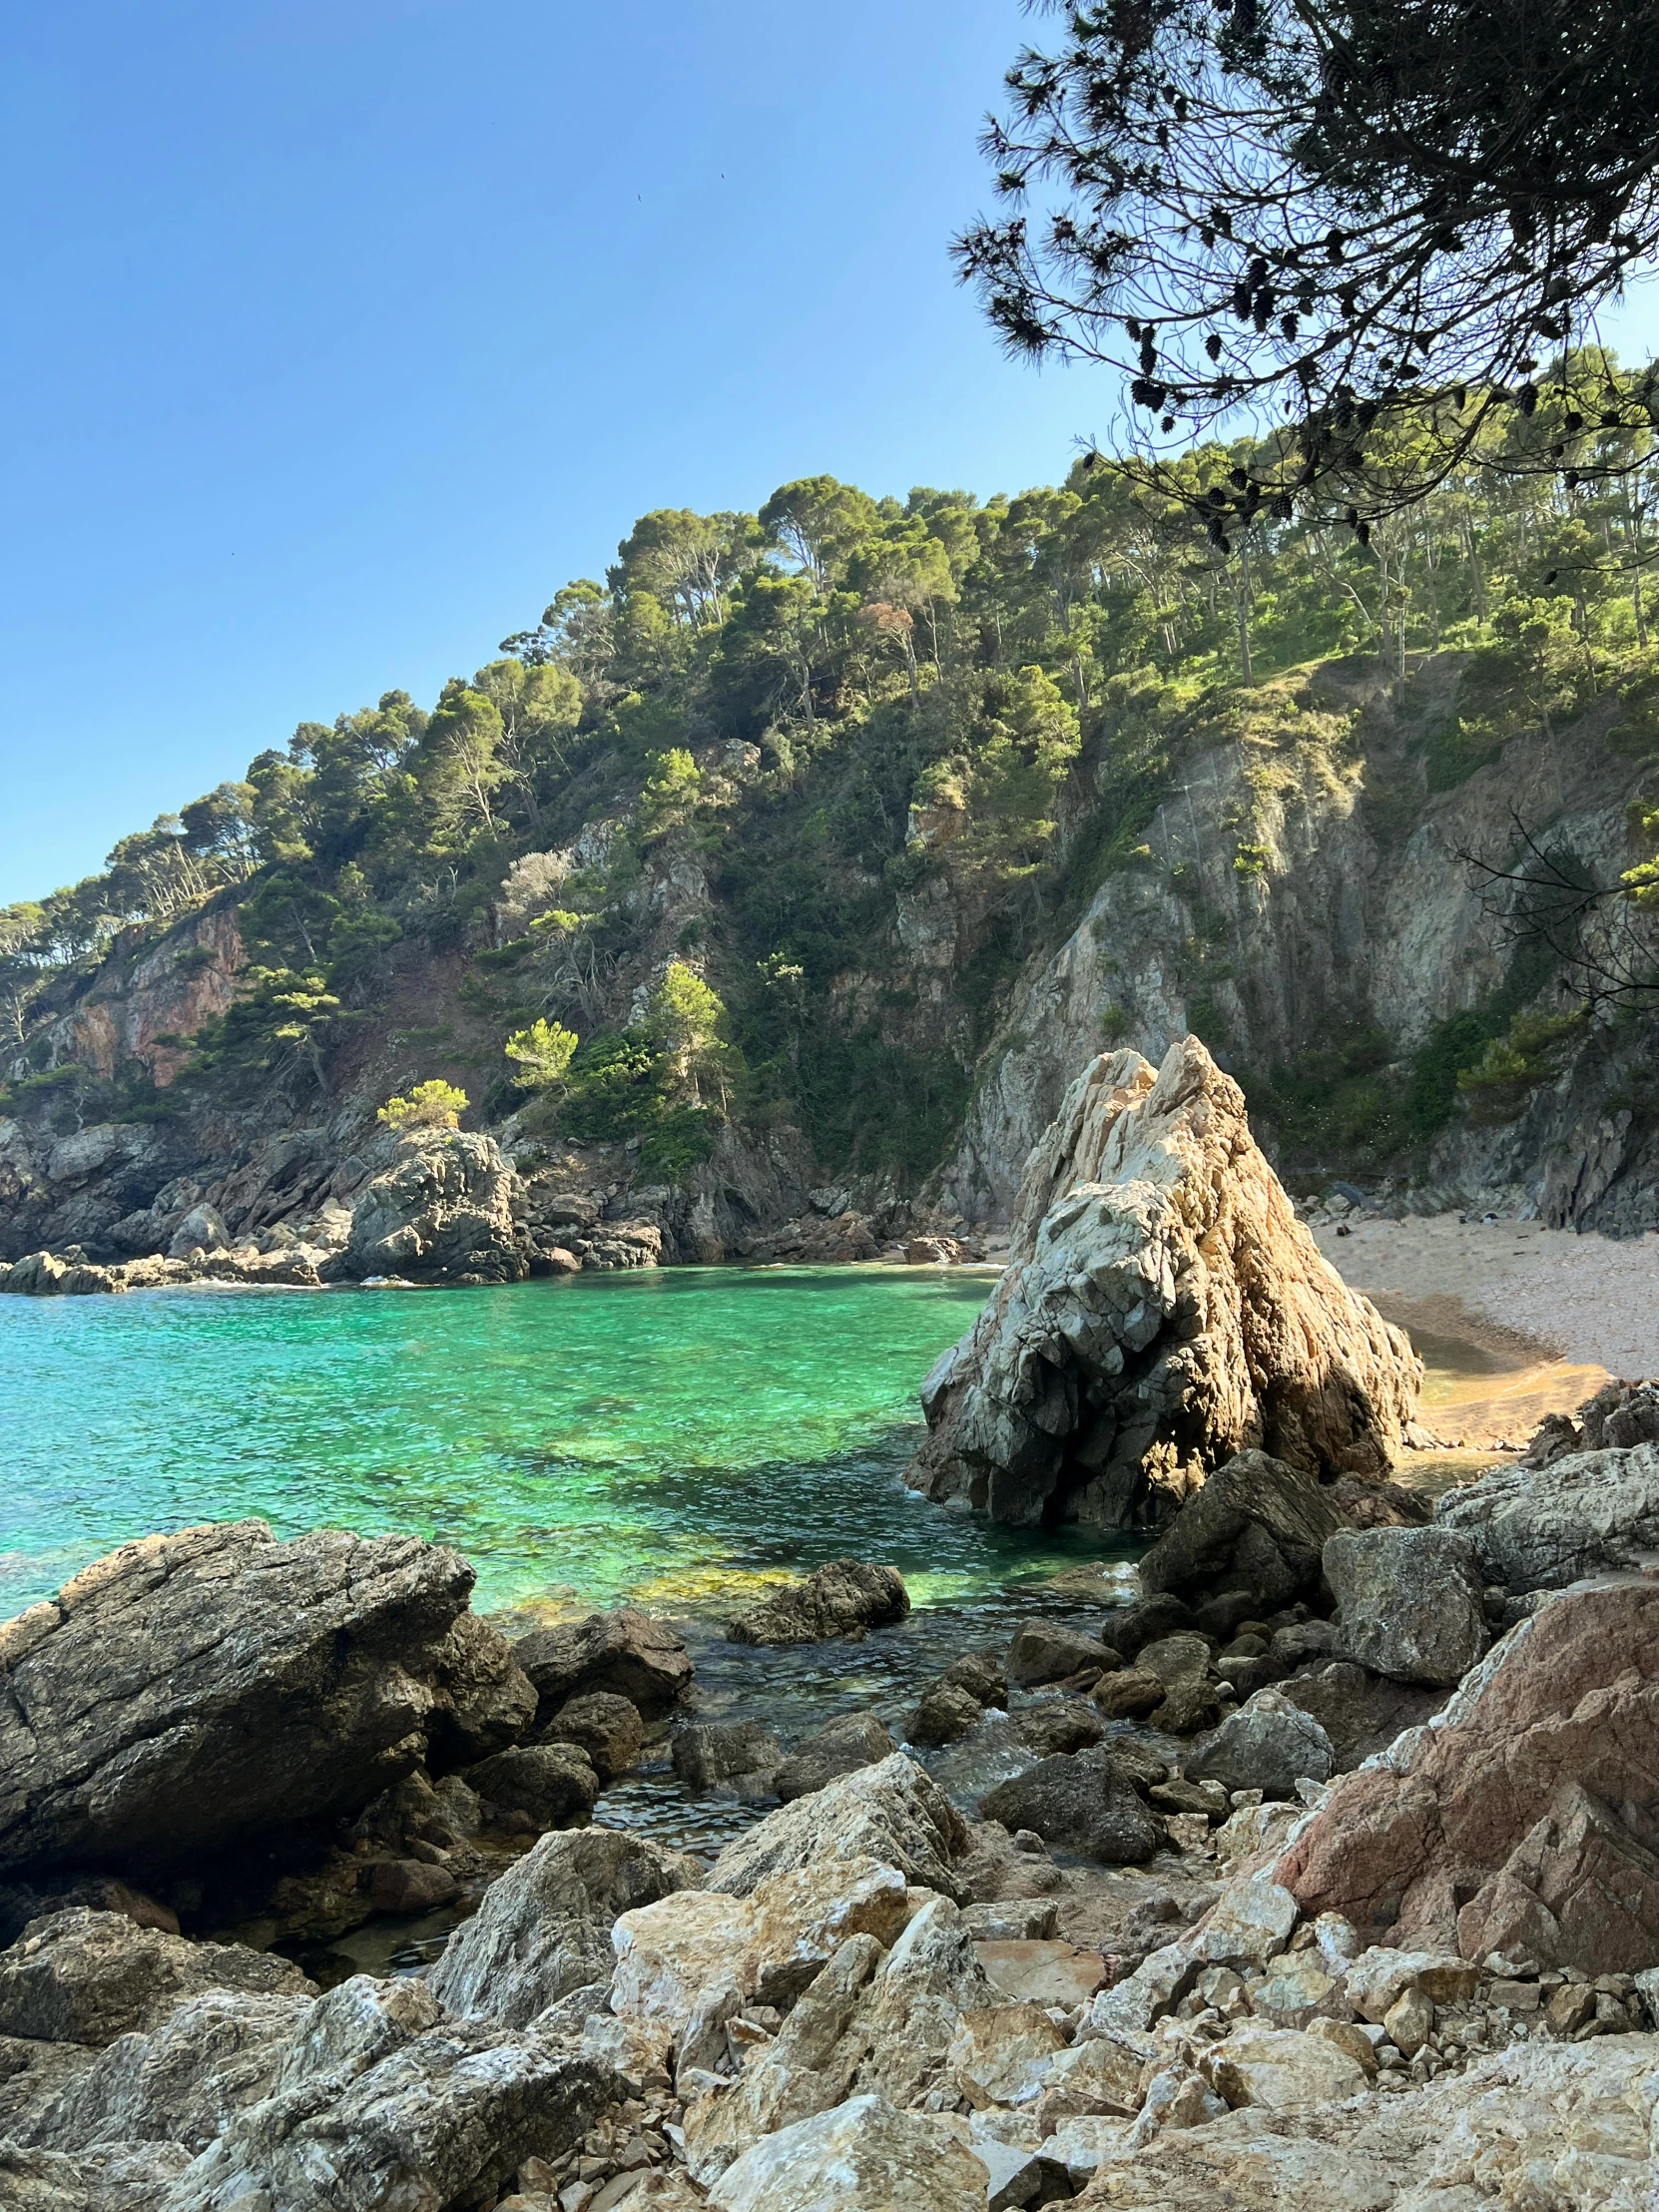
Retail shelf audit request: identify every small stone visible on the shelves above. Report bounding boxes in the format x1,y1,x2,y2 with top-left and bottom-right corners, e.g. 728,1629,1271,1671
1383,1986,1434,2058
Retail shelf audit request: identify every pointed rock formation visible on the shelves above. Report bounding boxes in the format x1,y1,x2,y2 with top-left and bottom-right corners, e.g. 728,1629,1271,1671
906,1038,1421,1528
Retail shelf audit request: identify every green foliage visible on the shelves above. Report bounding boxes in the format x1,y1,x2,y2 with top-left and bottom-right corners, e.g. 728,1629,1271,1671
504,1018,579,1092
637,748,702,840
378,1078,469,1129
639,1104,717,1181
561,1030,668,1143
1456,1011,1586,1122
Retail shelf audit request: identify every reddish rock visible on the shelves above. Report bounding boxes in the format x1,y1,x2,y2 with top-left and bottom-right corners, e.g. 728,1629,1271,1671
1274,1581,1659,1970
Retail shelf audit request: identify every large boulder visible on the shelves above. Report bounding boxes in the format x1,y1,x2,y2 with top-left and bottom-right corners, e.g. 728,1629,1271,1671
425,1828,699,2028
905,1040,1420,1529
514,1606,695,1719
1435,1438,1659,1592
1191,1692,1336,1800
706,2092,991,2212
979,1751,1162,1864
1323,1525,1489,1685
1274,1579,1659,1969
344,1128,530,1284
0,1909,312,2047
0,1521,513,1882
728,1562,910,1645
1137,1450,1351,1611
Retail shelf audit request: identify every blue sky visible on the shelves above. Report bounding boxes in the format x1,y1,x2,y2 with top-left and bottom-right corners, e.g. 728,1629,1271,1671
3,2,1657,904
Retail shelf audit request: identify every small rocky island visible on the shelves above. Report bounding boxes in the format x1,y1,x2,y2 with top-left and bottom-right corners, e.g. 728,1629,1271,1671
2,1041,1656,2210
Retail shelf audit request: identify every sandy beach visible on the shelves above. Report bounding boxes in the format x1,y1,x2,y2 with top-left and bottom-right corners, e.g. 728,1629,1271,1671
1311,1212,1659,1457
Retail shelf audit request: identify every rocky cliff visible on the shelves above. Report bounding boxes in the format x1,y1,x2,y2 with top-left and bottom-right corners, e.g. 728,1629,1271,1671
5,648,1657,1271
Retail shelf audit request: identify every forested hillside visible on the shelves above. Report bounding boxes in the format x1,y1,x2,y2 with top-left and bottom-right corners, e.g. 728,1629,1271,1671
7,364,1659,1257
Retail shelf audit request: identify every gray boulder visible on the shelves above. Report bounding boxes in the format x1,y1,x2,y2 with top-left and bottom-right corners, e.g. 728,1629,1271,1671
1138,1449,1351,1611
1013,1697,1105,1757
515,1606,695,1718
775,1712,897,1801
1275,1662,1446,1771
905,1040,1420,1529
978,1750,1161,1863
0,1521,504,1881
538,1691,645,1781
1434,1439,1659,1593
0,1909,312,2048
345,1128,530,1284
1191,1690,1336,1799
671,1721,784,1791
706,1754,968,1901
425,1828,699,2028
1324,1526,1490,1685
1006,1617,1117,1687
727,1562,909,1646
462,1744,600,1829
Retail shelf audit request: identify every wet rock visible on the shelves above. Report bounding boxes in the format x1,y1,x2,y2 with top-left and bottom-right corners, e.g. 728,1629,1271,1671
0,1910,313,2048
705,1754,968,1903
907,1681,984,1747
463,1743,601,1829
906,1040,1420,1529
979,1751,1161,1865
1138,1450,1352,1614
727,1562,910,1646
1014,1698,1105,1758
706,2091,991,2212
0,1521,483,1883
514,1607,695,1720
672,1721,784,1792
1275,1579,1659,1968
1324,1526,1489,1686
1435,1438,1659,1592
426,1828,699,2029
1090,1668,1167,1720
1099,1593,1196,1658
364,1858,457,1913
345,1127,530,1284
1193,1691,1336,1800
540,1692,645,1782
1007,1618,1119,1689
775,1711,897,1801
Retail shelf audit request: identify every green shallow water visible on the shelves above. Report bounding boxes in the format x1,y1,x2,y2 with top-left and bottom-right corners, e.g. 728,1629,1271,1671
0,1266,1112,1619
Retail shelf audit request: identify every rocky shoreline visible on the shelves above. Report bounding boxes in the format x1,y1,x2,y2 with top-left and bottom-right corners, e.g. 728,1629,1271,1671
2,1354,1657,2209
4,1038,1656,2207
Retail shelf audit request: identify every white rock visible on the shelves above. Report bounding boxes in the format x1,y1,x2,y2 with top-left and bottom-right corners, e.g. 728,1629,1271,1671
1342,1946,1479,2024
1208,2024,1369,2110
947,2003,1066,2110
706,2093,991,2211
1192,1876,1300,1968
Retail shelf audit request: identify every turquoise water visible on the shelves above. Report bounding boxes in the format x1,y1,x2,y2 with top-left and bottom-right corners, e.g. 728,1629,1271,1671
0,1267,1108,1619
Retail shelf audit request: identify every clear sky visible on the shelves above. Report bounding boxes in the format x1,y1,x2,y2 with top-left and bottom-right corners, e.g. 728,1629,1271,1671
0,0,1106,904
3,2,1657,906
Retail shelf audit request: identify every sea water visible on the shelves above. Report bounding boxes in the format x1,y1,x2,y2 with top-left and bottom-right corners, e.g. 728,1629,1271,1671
0,1264,1112,1621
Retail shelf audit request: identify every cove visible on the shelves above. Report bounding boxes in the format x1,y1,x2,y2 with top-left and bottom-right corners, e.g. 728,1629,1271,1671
0,1265,1110,1619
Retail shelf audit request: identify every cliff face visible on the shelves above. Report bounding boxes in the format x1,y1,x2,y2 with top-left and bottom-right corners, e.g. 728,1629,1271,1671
4,653,1657,1269
936,658,1659,1233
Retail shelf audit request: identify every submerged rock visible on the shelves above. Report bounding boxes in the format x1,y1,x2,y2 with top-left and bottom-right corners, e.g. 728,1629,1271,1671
905,1038,1420,1529
727,1562,910,1646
